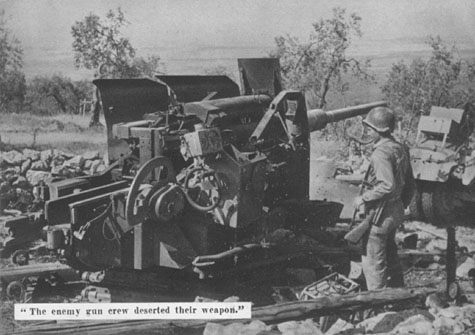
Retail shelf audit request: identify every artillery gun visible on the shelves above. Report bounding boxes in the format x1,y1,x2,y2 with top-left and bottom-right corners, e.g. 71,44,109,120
410,103,475,225
37,59,385,298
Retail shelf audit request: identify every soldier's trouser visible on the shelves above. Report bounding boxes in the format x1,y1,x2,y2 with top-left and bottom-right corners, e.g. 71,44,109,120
362,201,404,290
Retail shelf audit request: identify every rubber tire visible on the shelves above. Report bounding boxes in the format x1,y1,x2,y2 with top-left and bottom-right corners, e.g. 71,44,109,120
11,250,29,266
6,281,26,302
407,185,422,221
421,183,457,226
421,187,439,225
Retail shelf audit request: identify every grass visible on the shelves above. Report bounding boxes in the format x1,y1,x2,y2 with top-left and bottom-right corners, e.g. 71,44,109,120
0,113,107,154
0,113,91,132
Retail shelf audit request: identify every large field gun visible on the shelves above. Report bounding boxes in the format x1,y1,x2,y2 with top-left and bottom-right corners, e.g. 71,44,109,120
41,59,385,287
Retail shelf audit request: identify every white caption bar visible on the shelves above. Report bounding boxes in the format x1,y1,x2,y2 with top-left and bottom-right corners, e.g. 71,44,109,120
15,302,252,320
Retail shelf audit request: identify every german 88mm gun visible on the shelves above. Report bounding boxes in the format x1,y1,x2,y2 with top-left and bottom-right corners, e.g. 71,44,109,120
41,59,385,294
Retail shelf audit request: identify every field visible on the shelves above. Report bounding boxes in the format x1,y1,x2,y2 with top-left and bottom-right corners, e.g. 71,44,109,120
0,113,107,154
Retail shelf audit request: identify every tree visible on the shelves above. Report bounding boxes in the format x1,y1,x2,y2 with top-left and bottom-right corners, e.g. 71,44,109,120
204,65,236,81
25,75,90,115
271,7,373,109
71,8,162,78
0,9,26,112
382,36,475,135
131,55,164,77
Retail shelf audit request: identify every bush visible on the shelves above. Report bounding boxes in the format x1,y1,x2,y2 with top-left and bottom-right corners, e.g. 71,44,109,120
382,36,475,140
0,10,26,113
24,75,92,115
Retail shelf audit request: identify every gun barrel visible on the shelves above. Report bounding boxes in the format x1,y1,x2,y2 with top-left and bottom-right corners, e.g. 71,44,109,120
185,95,272,112
308,101,388,132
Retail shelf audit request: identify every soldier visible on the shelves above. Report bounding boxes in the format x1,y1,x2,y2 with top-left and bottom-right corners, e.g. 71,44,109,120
353,107,415,290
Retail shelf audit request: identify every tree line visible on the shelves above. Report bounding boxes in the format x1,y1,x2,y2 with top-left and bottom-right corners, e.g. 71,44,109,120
1,7,474,135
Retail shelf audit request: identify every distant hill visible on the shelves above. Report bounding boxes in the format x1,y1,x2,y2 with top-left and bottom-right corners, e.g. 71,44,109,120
23,39,475,81
22,39,475,107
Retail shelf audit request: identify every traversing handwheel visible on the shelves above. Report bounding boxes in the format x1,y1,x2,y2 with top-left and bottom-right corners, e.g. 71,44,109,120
184,166,222,212
125,157,176,226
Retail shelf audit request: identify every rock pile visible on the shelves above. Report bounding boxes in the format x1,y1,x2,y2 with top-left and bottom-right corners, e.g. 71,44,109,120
0,148,106,212
203,304,475,334
357,304,475,334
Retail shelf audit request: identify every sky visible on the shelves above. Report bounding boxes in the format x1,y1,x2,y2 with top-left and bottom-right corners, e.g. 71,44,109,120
1,0,475,80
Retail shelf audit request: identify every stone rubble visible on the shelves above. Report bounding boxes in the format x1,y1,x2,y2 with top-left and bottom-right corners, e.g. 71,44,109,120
457,257,475,279
203,320,270,335
0,149,106,212
21,149,40,162
201,303,475,334
277,319,324,335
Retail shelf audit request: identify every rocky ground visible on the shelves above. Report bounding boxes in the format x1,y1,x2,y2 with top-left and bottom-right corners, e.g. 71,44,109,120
202,303,475,334
1,146,475,335
0,148,107,213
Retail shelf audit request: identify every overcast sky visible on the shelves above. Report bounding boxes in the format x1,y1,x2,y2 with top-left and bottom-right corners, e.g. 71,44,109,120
1,0,474,79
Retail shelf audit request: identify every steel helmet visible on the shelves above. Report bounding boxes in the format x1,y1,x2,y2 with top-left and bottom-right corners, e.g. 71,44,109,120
363,107,395,133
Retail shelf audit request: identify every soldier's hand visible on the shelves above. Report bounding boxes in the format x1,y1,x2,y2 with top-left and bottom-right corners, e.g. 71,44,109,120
353,196,365,210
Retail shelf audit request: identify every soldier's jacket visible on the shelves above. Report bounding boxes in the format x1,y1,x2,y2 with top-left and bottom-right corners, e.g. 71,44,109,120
361,137,415,233
362,137,414,203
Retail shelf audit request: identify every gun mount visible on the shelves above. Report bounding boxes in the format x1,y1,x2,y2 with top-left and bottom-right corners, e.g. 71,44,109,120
40,59,386,289
410,103,475,226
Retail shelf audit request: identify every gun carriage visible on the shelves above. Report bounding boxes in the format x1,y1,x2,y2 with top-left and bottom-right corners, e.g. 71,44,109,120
24,59,387,299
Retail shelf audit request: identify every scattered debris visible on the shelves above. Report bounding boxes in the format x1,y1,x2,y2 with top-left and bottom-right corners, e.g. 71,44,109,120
204,320,270,335
298,272,359,300
457,257,475,279
81,286,111,303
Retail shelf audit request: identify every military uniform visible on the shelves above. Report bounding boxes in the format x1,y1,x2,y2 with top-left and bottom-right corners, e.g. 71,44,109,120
360,136,414,290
